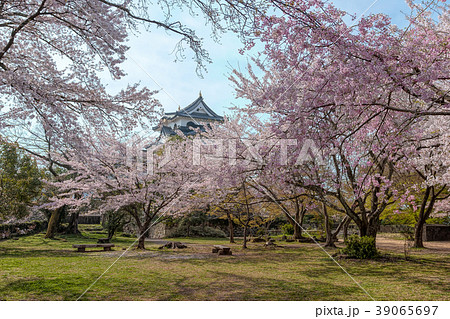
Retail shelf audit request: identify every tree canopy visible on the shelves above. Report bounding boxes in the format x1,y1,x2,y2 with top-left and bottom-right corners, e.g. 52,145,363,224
0,142,42,220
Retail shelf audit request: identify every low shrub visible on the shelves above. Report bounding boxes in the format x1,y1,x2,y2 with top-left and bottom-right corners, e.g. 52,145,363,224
342,235,378,259
281,223,294,235
305,230,325,239
168,226,227,238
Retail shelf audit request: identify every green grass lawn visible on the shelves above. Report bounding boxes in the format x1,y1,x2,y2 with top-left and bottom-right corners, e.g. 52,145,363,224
0,226,448,301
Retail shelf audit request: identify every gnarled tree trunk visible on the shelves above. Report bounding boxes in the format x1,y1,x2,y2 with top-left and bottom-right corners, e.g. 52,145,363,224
292,200,306,240
137,233,146,249
65,211,80,234
322,203,335,247
45,206,65,239
136,220,152,250
414,186,438,248
414,220,426,248
331,216,349,243
357,214,380,239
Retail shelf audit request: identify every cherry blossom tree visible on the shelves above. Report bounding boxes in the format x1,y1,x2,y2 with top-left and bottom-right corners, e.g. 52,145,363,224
185,116,275,247
0,0,294,236
43,133,201,249
0,0,295,148
232,0,450,119
247,162,311,240
229,0,450,240
406,116,450,248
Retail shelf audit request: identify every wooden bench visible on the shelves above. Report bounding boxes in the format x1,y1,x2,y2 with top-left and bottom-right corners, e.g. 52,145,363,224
73,244,115,252
212,245,232,255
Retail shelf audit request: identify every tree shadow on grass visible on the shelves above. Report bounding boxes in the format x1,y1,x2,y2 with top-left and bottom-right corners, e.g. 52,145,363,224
167,270,367,301
0,267,366,301
0,232,137,258
0,277,92,300
303,256,450,300
0,246,81,258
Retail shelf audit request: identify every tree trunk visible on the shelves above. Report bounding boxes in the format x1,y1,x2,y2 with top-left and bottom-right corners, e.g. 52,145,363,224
414,220,425,248
107,220,118,241
227,212,235,243
44,206,64,239
331,216,348,243
413,186,436,248
343,218,351,241
292,201,305,239
358,224,376,238
242,224,248,249
322,203,335,247
137,234,146,249
367,218,380,239
293,222,302,239
107,228,114,241
358,216,379,239
136,223,151,249
128,207,149,250
65,211,80,234
242,181,250,249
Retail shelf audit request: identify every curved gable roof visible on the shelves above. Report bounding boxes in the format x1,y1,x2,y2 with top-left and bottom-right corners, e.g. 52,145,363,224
164,96,224,121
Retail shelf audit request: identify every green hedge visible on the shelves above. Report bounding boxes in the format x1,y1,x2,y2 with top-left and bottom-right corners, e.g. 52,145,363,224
342,235,378,259
168,226,227,238
281,223,294,235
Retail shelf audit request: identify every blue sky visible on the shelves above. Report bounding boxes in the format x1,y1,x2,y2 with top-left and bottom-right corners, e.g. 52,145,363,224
102,0,412,119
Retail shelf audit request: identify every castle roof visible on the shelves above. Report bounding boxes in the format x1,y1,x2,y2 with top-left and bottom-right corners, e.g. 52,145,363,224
153,94,224,136
162,95,224,123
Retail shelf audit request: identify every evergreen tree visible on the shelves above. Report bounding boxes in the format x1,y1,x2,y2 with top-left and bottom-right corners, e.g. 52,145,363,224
0,143,42,219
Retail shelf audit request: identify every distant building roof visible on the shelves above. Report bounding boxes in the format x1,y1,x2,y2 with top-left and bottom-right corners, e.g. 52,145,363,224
162,95,224,122
153,94,224,137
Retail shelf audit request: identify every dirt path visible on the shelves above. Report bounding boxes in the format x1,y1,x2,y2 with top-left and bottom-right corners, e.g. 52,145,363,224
375,236,450,257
